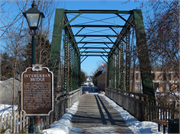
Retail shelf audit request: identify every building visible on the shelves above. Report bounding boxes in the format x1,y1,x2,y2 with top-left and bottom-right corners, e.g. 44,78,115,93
0,78,21,104
96,67,179,93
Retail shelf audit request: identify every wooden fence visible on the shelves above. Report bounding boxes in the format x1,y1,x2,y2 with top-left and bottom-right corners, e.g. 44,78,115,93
0,111,29,133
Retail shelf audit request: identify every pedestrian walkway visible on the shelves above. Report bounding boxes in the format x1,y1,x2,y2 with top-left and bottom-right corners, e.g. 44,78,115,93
70,93,133,134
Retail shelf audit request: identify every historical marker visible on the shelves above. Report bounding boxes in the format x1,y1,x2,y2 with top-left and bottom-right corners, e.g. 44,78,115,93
22,64,54,116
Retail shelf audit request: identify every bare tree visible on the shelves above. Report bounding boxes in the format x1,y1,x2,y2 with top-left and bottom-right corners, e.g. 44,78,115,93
0,0,61,131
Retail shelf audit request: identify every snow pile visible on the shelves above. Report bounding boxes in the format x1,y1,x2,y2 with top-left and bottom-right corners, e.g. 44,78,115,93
42,93,166,134
71,126,122,134
100,94,164,134
42,101,79,134
0,104,18,117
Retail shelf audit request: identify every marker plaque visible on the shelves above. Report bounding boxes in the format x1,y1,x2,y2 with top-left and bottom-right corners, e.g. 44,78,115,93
22,64,53,116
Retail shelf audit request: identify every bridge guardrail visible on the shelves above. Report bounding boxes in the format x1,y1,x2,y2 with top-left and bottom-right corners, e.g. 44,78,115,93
41,87,82,129
105,88,146,121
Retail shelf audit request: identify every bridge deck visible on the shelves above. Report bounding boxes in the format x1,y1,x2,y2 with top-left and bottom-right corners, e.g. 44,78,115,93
71,93,133,133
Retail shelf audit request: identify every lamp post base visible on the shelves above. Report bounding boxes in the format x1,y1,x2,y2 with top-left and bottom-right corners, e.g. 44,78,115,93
34,116,41,133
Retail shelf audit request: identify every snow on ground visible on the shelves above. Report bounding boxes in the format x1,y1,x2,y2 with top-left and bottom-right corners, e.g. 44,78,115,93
42,93,165,134
42,101,79,134
0,104,18,117
99,94,166,134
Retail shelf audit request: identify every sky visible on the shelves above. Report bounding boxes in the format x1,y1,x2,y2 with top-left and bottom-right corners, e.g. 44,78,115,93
0,0,143,76
54,0,142,76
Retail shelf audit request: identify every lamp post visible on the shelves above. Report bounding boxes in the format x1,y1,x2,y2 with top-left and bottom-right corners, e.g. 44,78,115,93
23,0,45,65
23,0,44,133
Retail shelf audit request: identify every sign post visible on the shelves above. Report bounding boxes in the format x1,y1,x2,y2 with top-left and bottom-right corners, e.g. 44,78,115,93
22,64,53,132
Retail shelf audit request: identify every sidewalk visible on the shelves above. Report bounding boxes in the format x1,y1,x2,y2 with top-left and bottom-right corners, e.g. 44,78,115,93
70,93,133,134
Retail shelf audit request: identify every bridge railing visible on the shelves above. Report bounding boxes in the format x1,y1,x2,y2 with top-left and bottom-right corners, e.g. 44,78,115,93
40,87,82,129
105,88,179,121
105,88,146,121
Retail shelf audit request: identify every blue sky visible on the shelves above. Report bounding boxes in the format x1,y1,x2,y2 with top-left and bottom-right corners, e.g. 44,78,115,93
0,0,142,76
55,0,141,76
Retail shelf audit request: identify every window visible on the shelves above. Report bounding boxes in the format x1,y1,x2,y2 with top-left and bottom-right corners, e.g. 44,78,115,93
168,73,171,80
163,73,166,80
136,73,138,80
152,73,155,80
168,83,171,91
154,83,159,92
130,73,134,80
177,83,179,89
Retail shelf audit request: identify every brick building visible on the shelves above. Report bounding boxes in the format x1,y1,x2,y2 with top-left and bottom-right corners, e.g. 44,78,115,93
95,67,179,93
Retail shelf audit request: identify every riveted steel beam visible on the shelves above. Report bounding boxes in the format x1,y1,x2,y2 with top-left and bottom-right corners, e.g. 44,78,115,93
80,54,108,56
80,51,109,53
109,13,134,58
100,56,108,63
71,25,124,27
75,35,117,37
75,27,84,36
79,47,111,49
77,42,113,44
65,10,133,14
64,13,82,28
49,9,65,88
81,56,88,63
133,9,155,100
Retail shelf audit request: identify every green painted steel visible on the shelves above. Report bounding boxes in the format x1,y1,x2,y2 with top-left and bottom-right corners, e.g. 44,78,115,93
32,35,36,64
133,9,155,100
79,47,111,49
107,57,110,87
80,55,109,56
75,27,84,36
65,10,133,14
49,9,155,101
49,9,64,88
78,42,113,44
115,48,119,89
71,25,124,27
126,30,130,91
112,55,115,88
80,51,109,53
109,13,133,58
119,42,124,90
75,35,117,37
64,30,68,92
50,9,81,92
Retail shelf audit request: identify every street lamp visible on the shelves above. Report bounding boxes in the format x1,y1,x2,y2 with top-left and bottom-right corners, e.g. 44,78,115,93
23,0,45,64
22,1,45,133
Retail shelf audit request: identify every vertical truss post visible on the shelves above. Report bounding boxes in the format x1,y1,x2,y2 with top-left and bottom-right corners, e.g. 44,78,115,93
133,9,155,100
69,40,72,91
78,55,81,87
64,30,68,92
120,42,124,90
115,49,119,89
126,30,130,91
114,48,119,89
75,51,78,88
72,46,75,90
112,55,115,88
108,56,113,88
107,57,110,88
49,9,65,88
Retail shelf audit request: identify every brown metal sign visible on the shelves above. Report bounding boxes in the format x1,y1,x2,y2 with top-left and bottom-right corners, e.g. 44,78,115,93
21,64,54,116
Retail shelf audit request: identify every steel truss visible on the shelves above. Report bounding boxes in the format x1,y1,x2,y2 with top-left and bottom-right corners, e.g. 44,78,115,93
49,9,155,100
